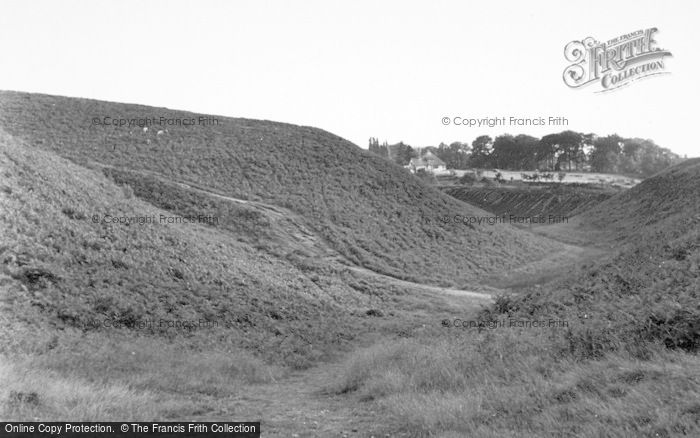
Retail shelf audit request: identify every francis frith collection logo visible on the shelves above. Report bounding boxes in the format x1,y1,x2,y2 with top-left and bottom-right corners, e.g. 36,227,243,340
563,28,672,92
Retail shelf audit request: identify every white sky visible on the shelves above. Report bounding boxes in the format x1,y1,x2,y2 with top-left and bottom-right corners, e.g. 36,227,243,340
1,0,698,157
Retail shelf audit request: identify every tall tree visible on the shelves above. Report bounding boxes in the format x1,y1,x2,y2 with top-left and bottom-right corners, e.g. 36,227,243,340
540,131,586,171
557,131,586,171
490,134,518,169
513,134,540,170
435,141,471,169
589,134,623,173
538,134,562,170
469,135,493,168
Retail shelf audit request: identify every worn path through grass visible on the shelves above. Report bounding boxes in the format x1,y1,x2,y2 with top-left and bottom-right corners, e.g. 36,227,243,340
192,354,393,437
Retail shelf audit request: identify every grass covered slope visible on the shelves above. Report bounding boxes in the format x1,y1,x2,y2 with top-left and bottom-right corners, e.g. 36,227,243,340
328,159,700,437
559,158,700,245
0,128,372,367
587,158,700,237
483,158,700,356
443,185,617,221
0,91,564,286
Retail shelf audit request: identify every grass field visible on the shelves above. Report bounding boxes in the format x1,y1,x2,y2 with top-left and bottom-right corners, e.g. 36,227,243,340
450,169,642,187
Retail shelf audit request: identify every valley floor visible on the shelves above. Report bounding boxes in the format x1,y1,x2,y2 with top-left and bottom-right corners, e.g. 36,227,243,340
181,239,607,436
4,217,698,437
1,233,601,436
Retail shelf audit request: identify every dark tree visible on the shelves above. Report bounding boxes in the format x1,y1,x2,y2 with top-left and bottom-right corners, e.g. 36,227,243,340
589,134,623,173
538,134,560,170
435,141,471,169
368,137,388,157
513,134,540,170
620,138,681,177
469,135,493,168
490,135,517,169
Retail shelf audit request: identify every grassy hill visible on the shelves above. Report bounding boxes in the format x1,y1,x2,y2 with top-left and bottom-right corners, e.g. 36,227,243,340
1,91,563,425
0,91,565,288
0,128,378,368
533,158,700,247
0,90,566,373
0,123,484,423
578,157,700,243
483,158,700,355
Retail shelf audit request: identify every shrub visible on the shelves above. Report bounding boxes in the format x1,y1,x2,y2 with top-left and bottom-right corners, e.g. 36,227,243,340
14,267,60,290
61,207,85,220
491,294,519,316
643,308,700,352
459,173,477,184
8,391,40,406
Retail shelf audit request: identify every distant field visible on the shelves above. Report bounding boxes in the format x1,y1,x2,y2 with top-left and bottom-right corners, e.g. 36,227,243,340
450,169,641,187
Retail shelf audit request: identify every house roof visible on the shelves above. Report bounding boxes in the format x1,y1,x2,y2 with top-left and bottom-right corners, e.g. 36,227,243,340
409,157,427,167
409,151,446,168
421,151,446,167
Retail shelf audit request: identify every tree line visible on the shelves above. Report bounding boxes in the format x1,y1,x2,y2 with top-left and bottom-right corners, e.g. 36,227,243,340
369,131,683,177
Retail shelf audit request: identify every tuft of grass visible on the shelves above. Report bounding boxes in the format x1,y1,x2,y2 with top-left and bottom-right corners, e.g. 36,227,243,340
329,333,700,437
32,334,282,394
0,332,283,421
0,357,162,421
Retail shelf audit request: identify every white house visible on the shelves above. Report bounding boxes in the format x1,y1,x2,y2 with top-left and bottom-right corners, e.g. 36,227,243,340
407,151,447,174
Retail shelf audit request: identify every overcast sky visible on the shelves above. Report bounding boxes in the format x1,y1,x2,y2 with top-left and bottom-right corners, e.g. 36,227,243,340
1,0,698,157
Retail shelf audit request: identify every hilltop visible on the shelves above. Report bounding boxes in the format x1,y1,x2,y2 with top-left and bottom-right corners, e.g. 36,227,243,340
0,91,566,287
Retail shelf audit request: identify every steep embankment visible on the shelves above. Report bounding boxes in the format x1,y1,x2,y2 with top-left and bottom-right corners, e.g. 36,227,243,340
577,157,700,243
443,185,617,220
0,91,565,286
483,158,700,355
0,128,374,366
527,159,700,247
